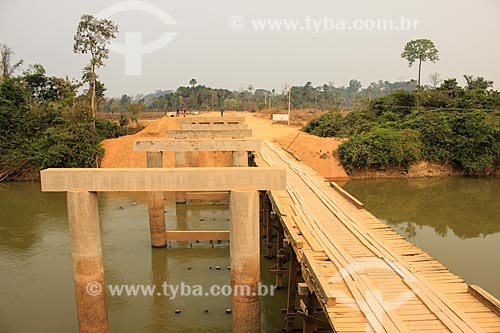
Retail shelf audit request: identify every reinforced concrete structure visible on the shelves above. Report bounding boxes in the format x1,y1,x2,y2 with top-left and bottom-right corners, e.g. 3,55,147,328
176,116,245,124
166,129,253,139
180,124,249,130
40,167,286,333
134,139,262,244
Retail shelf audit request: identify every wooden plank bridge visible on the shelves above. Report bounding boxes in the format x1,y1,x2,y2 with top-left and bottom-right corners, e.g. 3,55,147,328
41,114,500,332
256,140,500,333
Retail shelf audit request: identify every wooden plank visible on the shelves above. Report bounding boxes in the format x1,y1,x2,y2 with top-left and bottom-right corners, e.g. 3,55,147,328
281,146,302,161
303,251,336,306
468,285,500,317
329,182,365,209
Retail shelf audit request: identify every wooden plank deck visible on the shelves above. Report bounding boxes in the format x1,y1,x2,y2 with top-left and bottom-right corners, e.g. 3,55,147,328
256,140,500,333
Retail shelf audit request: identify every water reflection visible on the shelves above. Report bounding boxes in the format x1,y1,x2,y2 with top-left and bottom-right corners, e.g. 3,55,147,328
0,182,66,253
342,177,500,298
343,177,500,239
0,185,287,332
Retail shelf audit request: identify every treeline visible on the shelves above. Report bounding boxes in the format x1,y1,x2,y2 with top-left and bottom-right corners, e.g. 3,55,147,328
103,79,418,113
303,77,500,176
0,63,131,181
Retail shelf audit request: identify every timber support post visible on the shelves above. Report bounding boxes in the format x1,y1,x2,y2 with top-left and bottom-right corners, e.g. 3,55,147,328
276,221,286,288
265,195,274,259
285,250,299,332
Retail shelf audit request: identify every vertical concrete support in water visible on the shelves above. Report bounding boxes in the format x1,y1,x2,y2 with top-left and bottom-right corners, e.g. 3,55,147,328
147,152,167,247
174,151,187,203
232,151,248,167
230,190,261,333
67,191,108,333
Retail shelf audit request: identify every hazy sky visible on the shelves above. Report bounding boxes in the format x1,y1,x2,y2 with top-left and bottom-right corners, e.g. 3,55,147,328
1,0,499,97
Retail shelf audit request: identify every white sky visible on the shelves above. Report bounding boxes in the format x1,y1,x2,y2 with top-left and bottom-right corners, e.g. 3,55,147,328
0,0,499,97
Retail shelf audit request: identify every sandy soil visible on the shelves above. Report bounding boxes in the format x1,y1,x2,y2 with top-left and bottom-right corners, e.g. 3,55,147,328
100,111,350,181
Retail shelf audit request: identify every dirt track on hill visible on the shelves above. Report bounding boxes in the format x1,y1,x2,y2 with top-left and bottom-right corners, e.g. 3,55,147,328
100,111,349,181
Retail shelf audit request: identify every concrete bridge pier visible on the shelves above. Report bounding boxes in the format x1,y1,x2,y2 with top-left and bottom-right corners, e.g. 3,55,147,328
230,190,261,333
232,151,248,167
146,152,167,247
174,151,188,203
67,191,108,333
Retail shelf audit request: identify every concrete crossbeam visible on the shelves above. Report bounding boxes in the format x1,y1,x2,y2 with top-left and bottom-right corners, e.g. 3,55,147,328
177,116,245,124
40,167,286,192
180,124,249,130
165,230,229,241
166,129,252,139
134,139,260,152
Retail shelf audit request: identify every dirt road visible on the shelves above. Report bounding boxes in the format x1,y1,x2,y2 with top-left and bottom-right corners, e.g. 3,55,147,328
101,111,349,180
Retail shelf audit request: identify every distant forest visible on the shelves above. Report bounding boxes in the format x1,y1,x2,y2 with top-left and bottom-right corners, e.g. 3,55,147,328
102,79,419,113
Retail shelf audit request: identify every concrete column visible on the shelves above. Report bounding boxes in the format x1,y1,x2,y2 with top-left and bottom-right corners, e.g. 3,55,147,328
232,151,248,167
147,152,167,247
174,151,187,203
230,190,260,333
189,151,199,167
67,191,108,333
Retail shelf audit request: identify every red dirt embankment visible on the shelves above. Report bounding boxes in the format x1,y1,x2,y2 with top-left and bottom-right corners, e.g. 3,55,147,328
100,111,350,181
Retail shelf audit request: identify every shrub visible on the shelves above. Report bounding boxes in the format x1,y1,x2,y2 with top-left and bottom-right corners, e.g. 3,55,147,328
338,128,422,174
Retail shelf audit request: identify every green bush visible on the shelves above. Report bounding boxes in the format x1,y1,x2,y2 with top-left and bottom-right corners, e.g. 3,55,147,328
451,111,500,175
303,85,500,175
303,111,343,137
337,128,422,174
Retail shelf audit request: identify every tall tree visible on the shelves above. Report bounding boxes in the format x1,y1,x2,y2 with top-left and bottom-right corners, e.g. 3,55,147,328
401,39,439,86
0,44,23,82
189,78,198,107
73,14,118,123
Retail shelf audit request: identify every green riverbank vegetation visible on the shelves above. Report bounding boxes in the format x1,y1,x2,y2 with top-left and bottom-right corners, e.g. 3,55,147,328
304,79,500,176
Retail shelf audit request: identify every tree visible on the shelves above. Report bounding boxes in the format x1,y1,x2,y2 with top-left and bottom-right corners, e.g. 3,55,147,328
0,44,23,82
82,65,107,110
463,75,493,91
429,72,442,89
401,39,439,86
73,14,118,124
189,79,198,108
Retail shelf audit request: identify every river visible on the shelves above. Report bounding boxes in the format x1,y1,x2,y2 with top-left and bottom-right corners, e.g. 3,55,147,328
342,177,500,299
1,178,499,332
0,183,286,332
